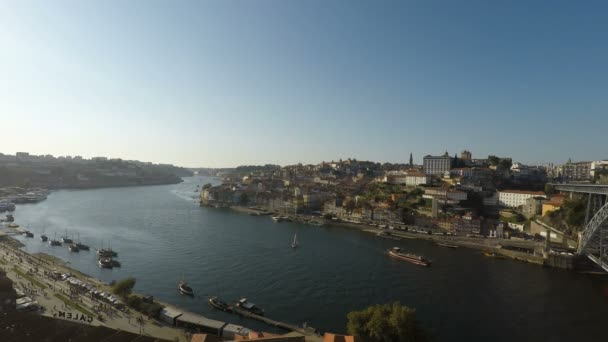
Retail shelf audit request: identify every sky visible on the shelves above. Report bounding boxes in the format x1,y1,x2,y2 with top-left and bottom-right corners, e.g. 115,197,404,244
0,1,607,168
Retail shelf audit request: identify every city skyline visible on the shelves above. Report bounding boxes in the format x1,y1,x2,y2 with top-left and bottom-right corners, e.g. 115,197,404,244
1,1,607,167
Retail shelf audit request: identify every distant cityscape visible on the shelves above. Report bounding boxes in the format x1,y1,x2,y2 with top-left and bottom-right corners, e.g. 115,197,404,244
200,151,608,249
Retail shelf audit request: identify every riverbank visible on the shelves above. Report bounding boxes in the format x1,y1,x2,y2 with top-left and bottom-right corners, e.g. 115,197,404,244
227,205,551,267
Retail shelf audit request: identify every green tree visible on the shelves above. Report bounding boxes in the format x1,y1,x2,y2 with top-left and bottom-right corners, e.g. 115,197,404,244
112,277,136,298
202,183,212,190
347,302,429,342
544,183,554,196
488,155,500,166
409,153,413,166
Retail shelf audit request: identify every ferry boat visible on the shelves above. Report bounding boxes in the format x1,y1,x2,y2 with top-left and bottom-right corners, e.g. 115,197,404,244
98,258,113,268
387,247,431,267
178,278,194,296
236,298,265,316
208,296,232,312
68,244,79,253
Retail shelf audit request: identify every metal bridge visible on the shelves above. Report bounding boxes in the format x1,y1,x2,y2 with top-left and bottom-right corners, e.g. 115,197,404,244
552,184,608,271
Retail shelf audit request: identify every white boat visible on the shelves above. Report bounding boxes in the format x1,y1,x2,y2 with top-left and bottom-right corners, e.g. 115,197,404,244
291,233,298,248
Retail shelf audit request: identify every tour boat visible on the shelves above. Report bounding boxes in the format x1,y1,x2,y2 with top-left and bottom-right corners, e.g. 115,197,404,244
236,298,265,316
291,233,298,248
97,248,118,258
178,277,194,296
208,296,232,312
388,247,431,267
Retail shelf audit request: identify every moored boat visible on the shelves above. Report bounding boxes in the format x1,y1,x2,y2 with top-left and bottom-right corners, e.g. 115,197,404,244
68,244,79,252
178,278,194,296
40,234,48,242
98,258,113,268
236,298,265,316
388,247,431,267
25,231,34,238
97,248,118,258
208,296,232,312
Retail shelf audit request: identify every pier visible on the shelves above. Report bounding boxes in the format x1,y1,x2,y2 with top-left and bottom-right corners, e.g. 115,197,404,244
231,306,317,336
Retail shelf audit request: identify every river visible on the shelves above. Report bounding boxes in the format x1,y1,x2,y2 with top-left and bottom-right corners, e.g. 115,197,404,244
8,176,608,341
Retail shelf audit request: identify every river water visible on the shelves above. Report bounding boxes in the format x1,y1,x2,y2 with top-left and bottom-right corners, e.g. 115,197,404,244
8,176,608,341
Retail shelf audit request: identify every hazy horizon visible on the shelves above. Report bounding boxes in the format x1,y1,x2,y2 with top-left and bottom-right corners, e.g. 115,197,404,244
1,1,607,167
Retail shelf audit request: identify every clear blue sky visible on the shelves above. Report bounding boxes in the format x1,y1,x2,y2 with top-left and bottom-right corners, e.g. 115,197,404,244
1,1,606,167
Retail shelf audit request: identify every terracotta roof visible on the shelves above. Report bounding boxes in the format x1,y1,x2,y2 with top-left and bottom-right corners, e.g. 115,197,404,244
323,333,361,342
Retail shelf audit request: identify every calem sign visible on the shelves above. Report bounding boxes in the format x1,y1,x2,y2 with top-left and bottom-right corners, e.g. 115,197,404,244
53,311,94,323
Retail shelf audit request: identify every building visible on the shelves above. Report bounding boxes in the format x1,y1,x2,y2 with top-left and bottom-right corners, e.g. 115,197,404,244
558,160,592,180
405,173,430,186
498,190,546,208
423,153,452,176
460,150,472,161
523,197,546,219
591,160,608,178
542,195,564,216
423,188,468,204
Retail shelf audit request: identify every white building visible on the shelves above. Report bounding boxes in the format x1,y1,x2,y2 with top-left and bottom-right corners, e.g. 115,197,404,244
423,153,452,176
498,190,546,208
405,173,430,186
591,160,608,177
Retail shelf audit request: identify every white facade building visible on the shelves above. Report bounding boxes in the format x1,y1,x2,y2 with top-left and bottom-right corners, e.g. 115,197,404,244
405,173,430,186
423,154,452,175
498,190,546,208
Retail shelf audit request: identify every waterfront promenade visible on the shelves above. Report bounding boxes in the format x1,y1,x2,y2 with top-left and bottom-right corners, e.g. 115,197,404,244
0,235,189,341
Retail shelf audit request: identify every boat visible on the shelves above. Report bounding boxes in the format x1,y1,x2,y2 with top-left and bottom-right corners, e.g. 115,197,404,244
235,298,265,316
75,233,90,251
482,252,505,259
291,233,298,248
97,246,118,258
5,214,14,222
377,231,401,241
25,231,34,238
40,234,48,242
271,216,283,222
111,260,121,267
387,247,431,267
436,242,459,249
98,258,113,268
49,233,62,246
68,244,80,253
61,230,73,244
178,277,194,296
208,296,232,312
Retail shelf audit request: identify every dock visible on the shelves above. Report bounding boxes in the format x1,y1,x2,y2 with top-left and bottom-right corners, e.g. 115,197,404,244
231,306,317,336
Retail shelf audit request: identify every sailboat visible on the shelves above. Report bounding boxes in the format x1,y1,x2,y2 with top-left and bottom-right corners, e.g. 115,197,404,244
40,224,48,242
291,233,298,248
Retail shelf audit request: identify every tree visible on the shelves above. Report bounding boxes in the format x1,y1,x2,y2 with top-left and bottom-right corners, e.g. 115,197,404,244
202,183,212,190
488,155,500,166
544,183,554,196
113,277,136,298
347,302,429,342
409,153,413,166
